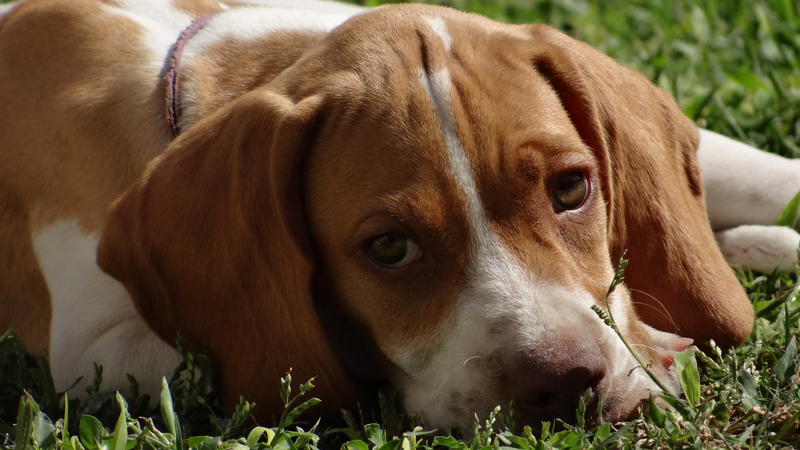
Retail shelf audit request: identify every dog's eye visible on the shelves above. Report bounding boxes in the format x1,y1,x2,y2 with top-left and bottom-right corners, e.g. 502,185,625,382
367,233,422,268
552,172,588,212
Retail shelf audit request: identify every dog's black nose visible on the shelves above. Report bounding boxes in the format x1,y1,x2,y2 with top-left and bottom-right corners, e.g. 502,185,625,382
510,343,606,425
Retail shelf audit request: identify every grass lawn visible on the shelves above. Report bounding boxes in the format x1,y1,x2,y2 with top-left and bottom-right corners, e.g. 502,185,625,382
3,0,800,449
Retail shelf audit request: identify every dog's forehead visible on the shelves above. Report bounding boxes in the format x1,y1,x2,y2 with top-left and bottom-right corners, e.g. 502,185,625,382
311,5,593,219
312,4,590,172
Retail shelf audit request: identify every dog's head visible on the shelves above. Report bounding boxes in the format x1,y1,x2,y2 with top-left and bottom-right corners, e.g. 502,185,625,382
98,4,753,430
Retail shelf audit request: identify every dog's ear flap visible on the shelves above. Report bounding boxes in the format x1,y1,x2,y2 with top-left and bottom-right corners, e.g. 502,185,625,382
97,90,357,418
526,24,753,350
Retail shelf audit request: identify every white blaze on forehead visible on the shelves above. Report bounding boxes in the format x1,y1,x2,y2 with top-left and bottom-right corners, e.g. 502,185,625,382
418,67,497,256
423,16,453,51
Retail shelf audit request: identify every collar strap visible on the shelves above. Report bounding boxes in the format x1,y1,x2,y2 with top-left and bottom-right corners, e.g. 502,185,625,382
166,13,216,138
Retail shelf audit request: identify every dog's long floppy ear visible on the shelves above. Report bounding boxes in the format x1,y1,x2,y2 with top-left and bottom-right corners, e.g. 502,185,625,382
97,89,357,419
525,25,754,350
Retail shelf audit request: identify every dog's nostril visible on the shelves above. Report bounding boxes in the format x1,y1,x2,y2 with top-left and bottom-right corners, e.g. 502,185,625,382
514,358,607,423
584,372,604,393
528,392,559,410
522,370,604,413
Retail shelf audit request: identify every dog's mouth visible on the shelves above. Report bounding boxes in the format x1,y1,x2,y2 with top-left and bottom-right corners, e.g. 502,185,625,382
404,351,678,436
511,337,687,430
417,329,687,434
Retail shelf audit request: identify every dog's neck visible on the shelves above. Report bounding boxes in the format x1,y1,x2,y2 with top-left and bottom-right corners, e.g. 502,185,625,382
174,6,353,133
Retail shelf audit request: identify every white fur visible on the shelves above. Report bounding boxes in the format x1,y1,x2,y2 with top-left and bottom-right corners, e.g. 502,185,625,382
418,67,488,236
697,128,800,230
715,225,800,273
221,0,364,14
0,1,18,18
183,7,352,60
105,0,194,75
33,220,181,397
697,129,800,273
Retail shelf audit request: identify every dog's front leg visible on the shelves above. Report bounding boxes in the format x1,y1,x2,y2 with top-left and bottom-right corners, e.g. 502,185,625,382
696,128,800,273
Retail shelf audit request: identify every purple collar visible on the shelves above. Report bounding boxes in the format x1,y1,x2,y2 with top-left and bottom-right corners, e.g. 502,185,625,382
165,13,216,137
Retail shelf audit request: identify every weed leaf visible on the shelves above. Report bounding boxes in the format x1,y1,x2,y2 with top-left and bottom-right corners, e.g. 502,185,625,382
675,349,700,407
775,336,798,387
15,393,37,450
245,427,268,447
776,189,800,228
111,393,129,450
160,377,177,438
433,436,463,449
738,371,762,411
379,440,402,450
594,421,635,450
344,439,370,450
364,423,386,447
187,436,211,448
284,398,321,425
199,437,222,450
78,415,105,450
32,412,56,450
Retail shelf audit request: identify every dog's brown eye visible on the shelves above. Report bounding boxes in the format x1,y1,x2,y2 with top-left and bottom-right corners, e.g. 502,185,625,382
367,233,422,268
552,172,588,212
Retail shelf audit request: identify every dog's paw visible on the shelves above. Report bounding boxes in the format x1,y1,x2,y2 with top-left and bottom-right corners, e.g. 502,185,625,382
714,224,800,273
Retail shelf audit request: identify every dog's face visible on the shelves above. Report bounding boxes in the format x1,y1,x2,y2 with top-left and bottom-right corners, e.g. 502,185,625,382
98,4,752,430
301,10,677,429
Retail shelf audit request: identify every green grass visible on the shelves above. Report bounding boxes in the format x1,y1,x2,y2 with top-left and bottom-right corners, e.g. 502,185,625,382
3,0,800,448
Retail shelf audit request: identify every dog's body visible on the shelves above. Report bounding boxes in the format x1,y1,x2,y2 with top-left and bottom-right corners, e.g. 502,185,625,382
1,0,798,431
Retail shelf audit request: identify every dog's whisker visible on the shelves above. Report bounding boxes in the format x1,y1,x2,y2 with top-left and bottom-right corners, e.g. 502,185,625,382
463,355,481,366
628,289,680,332
628,343,661,353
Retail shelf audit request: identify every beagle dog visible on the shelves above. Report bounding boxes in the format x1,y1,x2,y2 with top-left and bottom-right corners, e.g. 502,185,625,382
1,0,798,431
